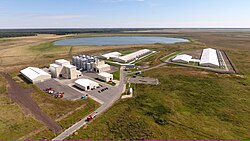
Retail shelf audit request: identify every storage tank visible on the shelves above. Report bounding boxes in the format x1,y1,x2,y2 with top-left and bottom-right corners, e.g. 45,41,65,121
87,63,91,72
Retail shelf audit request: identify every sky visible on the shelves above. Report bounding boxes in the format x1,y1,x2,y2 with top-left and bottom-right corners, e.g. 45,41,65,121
0,0,250,29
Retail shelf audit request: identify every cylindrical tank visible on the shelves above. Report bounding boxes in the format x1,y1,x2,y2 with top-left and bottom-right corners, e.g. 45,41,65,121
87,63,91,72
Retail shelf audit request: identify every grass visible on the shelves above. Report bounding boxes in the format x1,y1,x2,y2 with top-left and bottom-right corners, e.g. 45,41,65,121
68,66,250,140
0,75,43,140
28,98,99,140
112,69,120,80
1,31,250,140
31,42,56,51
6,72,100,140
160,51,181,62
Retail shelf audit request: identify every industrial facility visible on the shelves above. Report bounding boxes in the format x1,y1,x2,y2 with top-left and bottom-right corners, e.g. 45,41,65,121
72,55,111,73
98,72,113,82
99,51,122,60
20,67,51,83
49,59,81,79
172,54,193,64
113,49,152,63
200,48,220,67
172,48,220,68
74,79,99,91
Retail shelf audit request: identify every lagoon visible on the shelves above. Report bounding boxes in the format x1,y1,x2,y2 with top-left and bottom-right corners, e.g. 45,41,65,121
54,36,189,46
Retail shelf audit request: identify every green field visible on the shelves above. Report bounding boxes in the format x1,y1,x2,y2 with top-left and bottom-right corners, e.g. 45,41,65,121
68,66,250,140
67,31,250,140
0,75,43,140
0,31,250,140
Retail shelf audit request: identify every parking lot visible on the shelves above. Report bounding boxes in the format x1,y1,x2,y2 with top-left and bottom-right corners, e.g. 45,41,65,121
128,76,159,85
36,74,119,104
36,79,87,101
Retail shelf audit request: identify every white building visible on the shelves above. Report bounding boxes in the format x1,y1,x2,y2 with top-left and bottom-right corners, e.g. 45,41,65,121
100,52,121,60
200,48,219,67
55,59,70,66
172,54,192,64
50,59,81,79
21,67,51,83
98,72,113,82
114,49,152,63
93,60,111,73
74,79,99,91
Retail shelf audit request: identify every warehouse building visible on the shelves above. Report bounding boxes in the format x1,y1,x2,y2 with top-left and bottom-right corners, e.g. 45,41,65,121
114,49,152,63
74,79,99,91
49,59,81,79
200,48,219,67
172,54,192,64
98,72,113,82
99,52,121,60
21,67,51,83
72,55,110,73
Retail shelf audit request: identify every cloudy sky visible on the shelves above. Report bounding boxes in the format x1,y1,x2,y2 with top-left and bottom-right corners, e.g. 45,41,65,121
0,0,250,28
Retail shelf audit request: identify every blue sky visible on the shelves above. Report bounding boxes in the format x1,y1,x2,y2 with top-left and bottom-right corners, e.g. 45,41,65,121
0,0,250,28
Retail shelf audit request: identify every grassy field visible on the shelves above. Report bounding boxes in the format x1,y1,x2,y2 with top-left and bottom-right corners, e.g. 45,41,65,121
0,75,43,140
68,66,250,140
0,72,99,140
0,30,250,139
27,98,98,140
67,30,250,140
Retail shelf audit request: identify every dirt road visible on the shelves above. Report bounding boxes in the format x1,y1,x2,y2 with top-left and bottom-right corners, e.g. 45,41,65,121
1,72,62,133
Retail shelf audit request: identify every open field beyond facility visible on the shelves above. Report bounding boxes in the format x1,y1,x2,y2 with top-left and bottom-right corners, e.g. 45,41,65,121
0,30,250,140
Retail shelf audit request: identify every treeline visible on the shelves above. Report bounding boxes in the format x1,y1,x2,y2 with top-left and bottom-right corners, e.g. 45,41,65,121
0,28,166,38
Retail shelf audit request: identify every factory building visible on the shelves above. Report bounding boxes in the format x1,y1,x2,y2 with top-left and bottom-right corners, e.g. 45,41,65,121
172,54,192,64
99,52,122,60
74,79,99,91
49,59,81,79
98,72,113,82
72,55,110,73
21,67,51,83
200,48,219,67
114,49,152,63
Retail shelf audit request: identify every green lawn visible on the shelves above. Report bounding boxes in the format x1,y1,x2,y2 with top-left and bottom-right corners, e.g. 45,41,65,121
112,69,120,80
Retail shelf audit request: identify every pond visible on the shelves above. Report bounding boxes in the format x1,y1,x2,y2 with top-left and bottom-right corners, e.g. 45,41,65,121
54,36,189,46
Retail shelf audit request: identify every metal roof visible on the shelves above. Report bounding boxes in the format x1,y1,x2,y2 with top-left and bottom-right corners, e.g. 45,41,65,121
55,59,70,65
20,67,51,80
50,63,61,68
172,54,192,62
118,49,151,62
98,72,113,78
65,64,76,69
102,52,121,59
200,48,219,66
75,79,99,87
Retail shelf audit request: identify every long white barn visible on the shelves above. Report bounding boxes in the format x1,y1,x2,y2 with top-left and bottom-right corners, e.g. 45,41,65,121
172,54,192,64
21,67,51,83
114,49,152,63
200,48,219,67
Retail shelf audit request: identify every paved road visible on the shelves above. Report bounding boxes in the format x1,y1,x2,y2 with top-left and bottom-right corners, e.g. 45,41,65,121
53,67,126,140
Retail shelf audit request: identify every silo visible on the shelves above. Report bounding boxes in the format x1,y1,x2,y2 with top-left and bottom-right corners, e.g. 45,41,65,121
72,56,76,65
87,63,91,72
90,62,94,71
76,56,81,69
